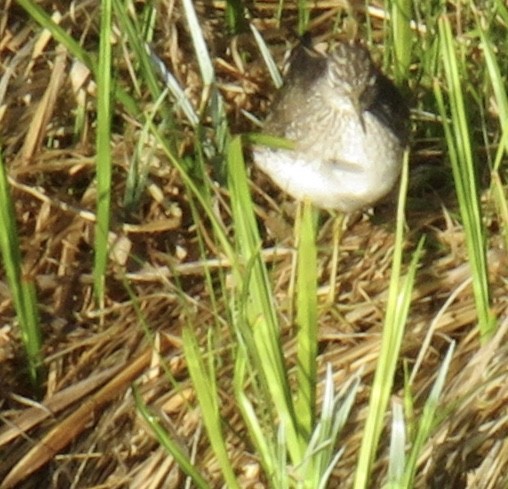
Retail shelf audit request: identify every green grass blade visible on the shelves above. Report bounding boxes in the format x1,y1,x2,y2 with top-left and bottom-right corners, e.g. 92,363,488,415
297,0,310,35
354,151,424,489
112,0,164,107
295,201,318,439
308,365,360,489
478,25,508,252
227,135,304,464
493,0,508,23
402,341,455,487
181,0,228,158
149,124,236,264
148,49,200,127
491,170,508,252
479,28,508,165
0,152,42,387
182,327,240,489
250,24,283,89
93,0,114,305
388,0,413,84
225,0,249,34
181,0,214,86
112,0,179,139
133,386,211,489
435,16,494,341
234,354,284,487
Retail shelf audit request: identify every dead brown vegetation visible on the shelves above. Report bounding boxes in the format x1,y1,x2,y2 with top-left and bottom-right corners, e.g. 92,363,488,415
1,1,508,488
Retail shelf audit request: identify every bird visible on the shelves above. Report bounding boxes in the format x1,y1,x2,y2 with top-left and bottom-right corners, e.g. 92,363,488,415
252,37,409,213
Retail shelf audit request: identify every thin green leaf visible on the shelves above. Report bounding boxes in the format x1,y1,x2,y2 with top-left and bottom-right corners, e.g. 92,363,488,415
0,152,42,387
133,386,211,489
402,341,456,486
93,0,114,305
250,24,283,89
295,201,318,439
227,135,305,464
354,151,424,489
181,0,214,85
182,327,240,489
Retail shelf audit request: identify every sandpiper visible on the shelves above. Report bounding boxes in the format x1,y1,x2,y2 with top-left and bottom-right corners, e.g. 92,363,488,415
253,38,409,212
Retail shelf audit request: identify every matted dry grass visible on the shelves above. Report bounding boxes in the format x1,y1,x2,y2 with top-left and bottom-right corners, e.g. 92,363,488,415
1,1,508,488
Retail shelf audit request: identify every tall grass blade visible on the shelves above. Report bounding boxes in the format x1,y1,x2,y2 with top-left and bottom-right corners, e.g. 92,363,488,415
93,0,114,306
295,201,318,439
478,26,508,251
0,152,42,387
435,16,494,341
227,136,304,464
354,151,424,489
181,0,214,86
181,0,228,158
182,328,240,489
402,341,455,486
234,354,284,487
305,365,360,489
250,24,283,89
297,0,310,35
147,47,199,126
388,0,413,84
112,0,174,125
479,28,508,164
133,386,211,489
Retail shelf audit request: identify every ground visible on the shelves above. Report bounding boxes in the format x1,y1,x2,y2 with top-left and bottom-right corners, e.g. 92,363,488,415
1,1,508,488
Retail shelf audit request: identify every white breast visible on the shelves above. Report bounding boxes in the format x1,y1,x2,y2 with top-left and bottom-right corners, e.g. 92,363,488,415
253,111,402,212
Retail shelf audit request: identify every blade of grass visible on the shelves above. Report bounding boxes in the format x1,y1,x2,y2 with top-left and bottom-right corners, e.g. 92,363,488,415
234,354,285,487
122,95,159,213
181,0,228,159
434,16,494,341
479,27,508,165
402,341,455,487
354,150,424,489
297,0,310,35
181,0,214,86
295,201,318,439
385,342,456,489
493,0,508,24
133,386,211,489
147,48,200,127
250,23,283,89
225,0,249,34
386,399,406,488
112,0,171,121
0,151,42,388
491,170,508,252
388,0,413,84
93,0,114,306
304,365,360,489
227,135,305,464
149,125,235,261
478,24,508,251
182,327,240,489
